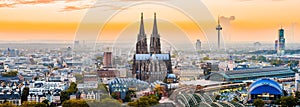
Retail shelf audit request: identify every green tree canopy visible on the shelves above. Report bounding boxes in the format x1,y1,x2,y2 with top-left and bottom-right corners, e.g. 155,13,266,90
111,92,119,100
253,99,264,107
21,101,47,107
42,99,50,107
74,74,84,83
251,56,256,60
66,82,78,94
60,91,70,104
87,98,122,107
277,96,297,107
2,71,18,77
0,102,17,107
62,100,89,107
21,87,30,103
257,56,267,62
128,95,159,107
203,56,210,60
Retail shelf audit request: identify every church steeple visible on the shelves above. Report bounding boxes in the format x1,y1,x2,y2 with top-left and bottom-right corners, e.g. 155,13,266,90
150,12,161,54
136,12,148,54
152,12,158,35
139,12,145,36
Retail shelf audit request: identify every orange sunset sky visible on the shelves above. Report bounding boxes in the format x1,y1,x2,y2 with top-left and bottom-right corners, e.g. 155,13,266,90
0,0,299,43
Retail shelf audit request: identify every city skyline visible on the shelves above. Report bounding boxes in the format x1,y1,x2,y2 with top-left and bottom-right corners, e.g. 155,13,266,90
0,0,299,43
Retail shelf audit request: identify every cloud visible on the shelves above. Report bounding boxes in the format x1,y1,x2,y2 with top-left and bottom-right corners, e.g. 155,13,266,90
59,0,96,12
59,3,127,12
59,0,128,12
0,0,164,11
238,0,285,1
0,3,15,8
119,0,170,1
60,5,92,12
0,0,56,8
16,0,55,4
0,1,17,7
65,0,78,2
220,16,235,41
220,16,235,21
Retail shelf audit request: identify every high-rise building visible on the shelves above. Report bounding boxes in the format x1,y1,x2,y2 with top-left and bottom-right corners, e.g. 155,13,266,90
295,72,300,91
275,40,278,50
196,39,201,52
216,16,222,49
276,28,285,56
132,13,173,83
103,52,112,68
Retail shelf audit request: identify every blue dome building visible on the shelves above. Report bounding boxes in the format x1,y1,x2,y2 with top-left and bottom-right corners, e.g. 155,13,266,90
248,78,283,102
166,73,177,83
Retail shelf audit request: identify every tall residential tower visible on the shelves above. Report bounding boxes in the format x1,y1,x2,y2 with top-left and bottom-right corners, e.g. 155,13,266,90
276,27,285,56
196,39,201,52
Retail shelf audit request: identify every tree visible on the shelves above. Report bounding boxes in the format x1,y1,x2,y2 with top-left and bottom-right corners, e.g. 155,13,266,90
257,56,267,62
203,56,210,60
124,91,132,102
2,71,18,77
62,100,89,107
233,96,239,102
63,82,80,101
127,95,159,107
100,94,110,99
21,101,47,107
42,99,50,107
74,74,84,83
295,91,300,99
215,95,221,100
270,59,283,66
87,98,121,107
33,76,39,81
21,87,30,103
278,96,297,107
296,91,300,105
60,91,70,104
251,56,257,60
148,95,159,106
253,99,264,107
153,84,164,100
66,82,78,94
0,102,16,107
97,83,108,92
111,92,119,99
96,56,103,61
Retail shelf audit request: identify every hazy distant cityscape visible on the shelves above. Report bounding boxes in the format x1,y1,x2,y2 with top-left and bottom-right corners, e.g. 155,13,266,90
1,0,300,107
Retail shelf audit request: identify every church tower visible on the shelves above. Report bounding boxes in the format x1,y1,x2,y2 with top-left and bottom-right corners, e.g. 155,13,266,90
150,13,161,54
136,12,148,54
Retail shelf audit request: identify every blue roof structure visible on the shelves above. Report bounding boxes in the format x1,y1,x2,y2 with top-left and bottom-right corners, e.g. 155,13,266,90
167,74,176,79
135,54,151,60
206,67,294,82
249,78,282,95
135,54,170,61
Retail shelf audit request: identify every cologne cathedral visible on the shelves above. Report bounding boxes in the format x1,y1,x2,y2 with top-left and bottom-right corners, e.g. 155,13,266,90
132,13,173,83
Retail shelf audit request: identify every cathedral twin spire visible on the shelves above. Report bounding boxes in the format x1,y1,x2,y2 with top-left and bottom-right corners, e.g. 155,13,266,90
136,12,161,54
139,13,146,37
